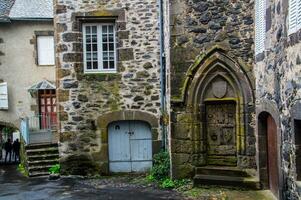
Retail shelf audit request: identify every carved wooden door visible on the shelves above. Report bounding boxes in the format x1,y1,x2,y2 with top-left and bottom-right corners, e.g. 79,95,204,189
267,115,279,197
206,103,237,166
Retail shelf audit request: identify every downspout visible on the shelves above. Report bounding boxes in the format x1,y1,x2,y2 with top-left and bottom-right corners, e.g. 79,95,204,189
159,0,167,150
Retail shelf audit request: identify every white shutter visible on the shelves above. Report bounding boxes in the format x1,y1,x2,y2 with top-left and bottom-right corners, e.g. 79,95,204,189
0,82,8,110
37,36,55,65
289,0,298,35
297,0,301,31
255,0,266,55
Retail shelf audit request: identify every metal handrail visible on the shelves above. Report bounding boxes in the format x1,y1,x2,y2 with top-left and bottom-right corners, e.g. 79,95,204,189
20,113,57,144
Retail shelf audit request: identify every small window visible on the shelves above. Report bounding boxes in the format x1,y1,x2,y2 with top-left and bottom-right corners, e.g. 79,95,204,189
255,0,266,55
83,23,117,73
37,36,55,66
288,0,301,35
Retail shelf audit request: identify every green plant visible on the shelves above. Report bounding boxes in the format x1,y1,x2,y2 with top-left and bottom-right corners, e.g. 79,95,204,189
148,151,192,189
161,178,175,189
149,150,170,181
49,164,60,174
17,163,28,176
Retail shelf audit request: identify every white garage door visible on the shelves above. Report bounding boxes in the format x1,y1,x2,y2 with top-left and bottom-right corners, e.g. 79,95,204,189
108,121,152,172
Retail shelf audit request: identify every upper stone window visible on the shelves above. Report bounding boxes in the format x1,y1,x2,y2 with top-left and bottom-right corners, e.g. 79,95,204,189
288,0,301,35
255,0,266,55
83,23,117,73
37,36,55,66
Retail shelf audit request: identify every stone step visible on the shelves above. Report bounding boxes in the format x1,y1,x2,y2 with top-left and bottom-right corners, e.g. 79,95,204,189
25,143,58,150
193,174,260,190
27,153,59,161
28,159,58,166
29,171,50,177
26,147,59,156
28,165,53,172
195,166,252,177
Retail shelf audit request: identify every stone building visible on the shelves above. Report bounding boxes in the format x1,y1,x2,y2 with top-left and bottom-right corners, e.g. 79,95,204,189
167,0,256,186
0,0,55,133
54,0,163,175
255,0,301,199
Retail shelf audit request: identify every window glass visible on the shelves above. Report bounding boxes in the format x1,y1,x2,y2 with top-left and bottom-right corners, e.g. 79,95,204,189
83,24,116,73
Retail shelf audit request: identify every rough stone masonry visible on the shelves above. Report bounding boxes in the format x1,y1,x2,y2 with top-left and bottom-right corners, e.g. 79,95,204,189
168,0,256,178
54,0,162,175
256,0,301,199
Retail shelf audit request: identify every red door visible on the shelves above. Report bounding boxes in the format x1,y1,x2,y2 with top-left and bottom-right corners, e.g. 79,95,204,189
39,89,57,129
267,115,279,197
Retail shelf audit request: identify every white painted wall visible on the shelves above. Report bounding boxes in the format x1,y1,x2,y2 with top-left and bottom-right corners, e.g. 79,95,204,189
0,21,55,128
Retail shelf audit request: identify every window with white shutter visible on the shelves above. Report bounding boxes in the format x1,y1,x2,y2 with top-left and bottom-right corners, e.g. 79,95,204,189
288,0,301,35
0,82,8,110
37,36,55,66
255,0,266,55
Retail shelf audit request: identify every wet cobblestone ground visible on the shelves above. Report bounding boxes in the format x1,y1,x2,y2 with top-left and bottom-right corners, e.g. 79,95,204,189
0,164,276,200
0,165,185,200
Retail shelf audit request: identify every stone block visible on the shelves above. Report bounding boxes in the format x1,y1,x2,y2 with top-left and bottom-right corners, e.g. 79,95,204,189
118,48,134,61
171,123,191,140
117,31,130,40
63,53,83,62
57,89,70,102
171,164,194,179
171,139,193,153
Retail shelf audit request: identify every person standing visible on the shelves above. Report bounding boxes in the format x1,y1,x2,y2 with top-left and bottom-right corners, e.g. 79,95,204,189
4,139,12,163
13,139,20,163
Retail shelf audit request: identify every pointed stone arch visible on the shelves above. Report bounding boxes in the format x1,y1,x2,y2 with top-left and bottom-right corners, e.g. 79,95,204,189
171,47,255,178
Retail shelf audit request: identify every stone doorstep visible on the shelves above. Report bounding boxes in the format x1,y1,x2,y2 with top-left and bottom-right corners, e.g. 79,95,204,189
193,174,260,190
195,166,255,177
194,166,260,190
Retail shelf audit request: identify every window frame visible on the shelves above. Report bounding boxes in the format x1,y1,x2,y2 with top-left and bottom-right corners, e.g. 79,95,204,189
36,35,55,66
83,23,117,74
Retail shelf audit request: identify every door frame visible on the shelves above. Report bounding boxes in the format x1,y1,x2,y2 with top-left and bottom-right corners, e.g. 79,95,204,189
257,100,283,200
97,110,161,175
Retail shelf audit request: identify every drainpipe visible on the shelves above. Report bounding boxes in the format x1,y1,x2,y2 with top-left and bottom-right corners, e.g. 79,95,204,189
159,0,167,150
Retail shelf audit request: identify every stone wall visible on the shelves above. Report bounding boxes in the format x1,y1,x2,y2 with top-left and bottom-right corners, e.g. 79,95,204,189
168,0,256,178
54,0,162,175
255,0,301,199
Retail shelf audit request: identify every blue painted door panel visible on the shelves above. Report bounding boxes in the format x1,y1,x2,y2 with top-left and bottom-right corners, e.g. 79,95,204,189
108,121,152,172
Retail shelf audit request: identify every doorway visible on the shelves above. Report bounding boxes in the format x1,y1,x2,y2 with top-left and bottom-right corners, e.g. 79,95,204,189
108,120,152,173
205,102,237,166
258,112,280,198
38,89,57,129
267,115,279,197
295,120,301,181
